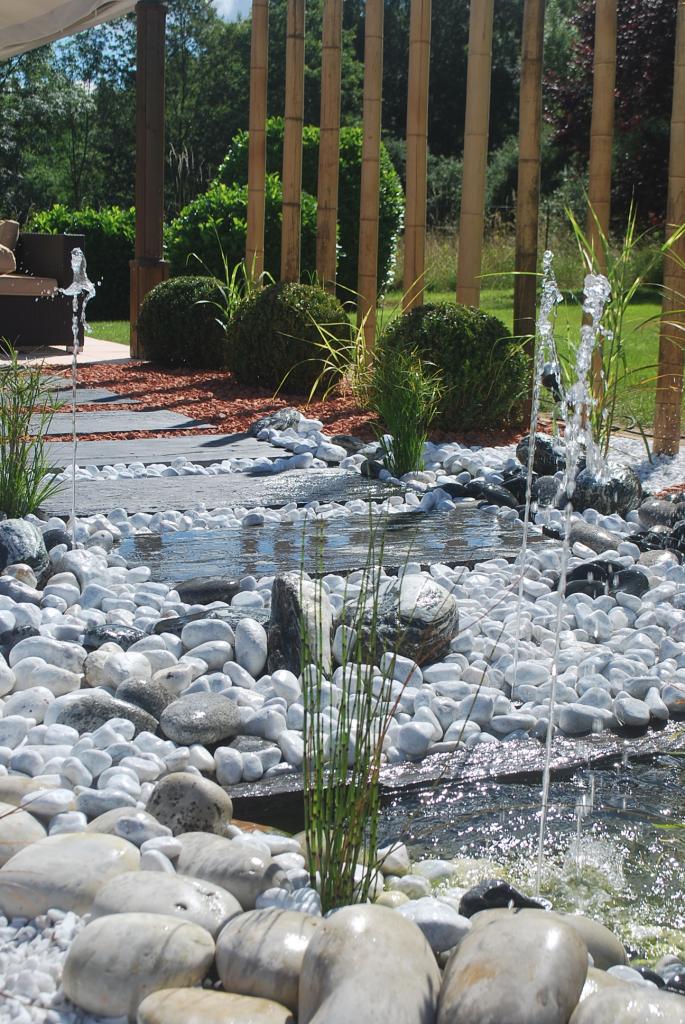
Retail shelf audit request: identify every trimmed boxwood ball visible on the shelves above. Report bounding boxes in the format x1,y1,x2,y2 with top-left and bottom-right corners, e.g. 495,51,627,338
380,303,529,432
227,282,349,393
137,276,229,368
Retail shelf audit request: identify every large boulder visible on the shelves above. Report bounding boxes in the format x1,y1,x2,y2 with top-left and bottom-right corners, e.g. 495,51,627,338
268,574,333,676
0,519,49,585
572,464,642,517
175,831,287,909
344,574,458,666
516,434,566,476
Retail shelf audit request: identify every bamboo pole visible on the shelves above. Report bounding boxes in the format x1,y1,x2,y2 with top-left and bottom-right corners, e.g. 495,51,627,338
403,0,432,311
246,0,269,282
281,0,306,282
654,0,685,455
357,0,384,350
513,0,545,346
586,0,617,269
456,0,494,308
316,0,343,291
130,0,169,357
586,0,617,401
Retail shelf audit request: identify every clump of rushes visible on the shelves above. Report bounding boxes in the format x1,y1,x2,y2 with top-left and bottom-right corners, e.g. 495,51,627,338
0,344,63,517
368,343,445,477
302,520,426,912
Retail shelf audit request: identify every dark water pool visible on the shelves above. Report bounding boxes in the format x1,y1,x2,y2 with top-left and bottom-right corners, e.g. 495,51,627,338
379,754,685,960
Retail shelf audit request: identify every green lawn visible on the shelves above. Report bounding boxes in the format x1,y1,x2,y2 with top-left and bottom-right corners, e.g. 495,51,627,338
88,321,130,345
89,287,667,430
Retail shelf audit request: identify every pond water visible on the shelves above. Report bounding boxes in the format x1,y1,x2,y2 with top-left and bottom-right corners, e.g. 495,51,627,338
379,752,685,962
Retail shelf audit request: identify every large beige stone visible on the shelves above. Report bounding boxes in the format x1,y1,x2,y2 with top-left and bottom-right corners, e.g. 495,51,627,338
176,832,286,909
578,967,627,1003
216,909,319,1012
0,776,57,806
559,913,627,970
87,806,160,834
438,909,588,1024
0,800,46,866
91,870,242,937
299,904,440,1024
569,986,685,1022
62,913,215,1022
0,832,139,917
137,988,295,1024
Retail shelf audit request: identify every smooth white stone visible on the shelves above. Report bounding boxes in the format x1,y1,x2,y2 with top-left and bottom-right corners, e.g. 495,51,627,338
396,896,471,954
234,618,268,677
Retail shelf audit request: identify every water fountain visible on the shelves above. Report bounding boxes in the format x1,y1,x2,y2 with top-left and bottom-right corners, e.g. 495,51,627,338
59,247,96,547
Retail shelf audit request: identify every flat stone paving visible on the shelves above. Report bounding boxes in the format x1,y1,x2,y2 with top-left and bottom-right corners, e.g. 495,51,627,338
42,468,399,517
45,433,288,468
48,388,136,405
120,506,547,583
32,410,211,436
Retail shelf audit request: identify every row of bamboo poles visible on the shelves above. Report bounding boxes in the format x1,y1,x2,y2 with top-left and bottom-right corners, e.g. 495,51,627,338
244,0,685,456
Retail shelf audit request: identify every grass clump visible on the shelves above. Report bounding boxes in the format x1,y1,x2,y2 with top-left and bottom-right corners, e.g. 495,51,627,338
368,344,445,477
0,345,63,517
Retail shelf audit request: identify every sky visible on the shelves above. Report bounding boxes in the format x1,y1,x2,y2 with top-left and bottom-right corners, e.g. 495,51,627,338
213,0,251,20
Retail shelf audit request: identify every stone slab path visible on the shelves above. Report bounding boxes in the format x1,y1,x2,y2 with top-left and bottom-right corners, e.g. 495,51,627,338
32,410,211,436
42,469,399,517
45,433,288,468
48,387,136,405
119,506,546,583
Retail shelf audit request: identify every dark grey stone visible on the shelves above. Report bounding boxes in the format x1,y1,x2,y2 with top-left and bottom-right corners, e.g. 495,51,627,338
41,528,72,551
329,434,369,455
146,772,233,836
160,693,241,745
573,464,642,517
153,606,270,638
267,573,332,676
516,433,566,476
344,574,458,666
0,520,49,585
458,878,550,918
174,576,241,606
230,736,280,756
0,625,41,658
568,521,623,554
612,567,650,598
56,694,158,735
82,624,147,651
536,475,563,508
638,497,681,529
248,408,301,437
116,676,176,720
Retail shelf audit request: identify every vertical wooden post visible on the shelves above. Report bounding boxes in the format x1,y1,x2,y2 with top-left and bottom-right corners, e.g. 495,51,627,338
281,0,306,282
357,0,384,349
246,0,269,282
513,0,545,345
654,0,685,455
456,0,494,308
586,0,617,269
316,0,343,291
403,0,432,311
130,0,169,358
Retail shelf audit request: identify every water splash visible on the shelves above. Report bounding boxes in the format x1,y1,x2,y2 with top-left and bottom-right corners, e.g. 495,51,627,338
59,248,96,547
511,252,563,700
534,267,611,896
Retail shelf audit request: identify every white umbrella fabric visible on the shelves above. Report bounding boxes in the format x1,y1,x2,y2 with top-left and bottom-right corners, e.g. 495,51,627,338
0,0,135,60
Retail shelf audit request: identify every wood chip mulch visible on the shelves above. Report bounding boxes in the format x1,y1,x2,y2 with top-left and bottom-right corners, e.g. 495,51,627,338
49,361,535,448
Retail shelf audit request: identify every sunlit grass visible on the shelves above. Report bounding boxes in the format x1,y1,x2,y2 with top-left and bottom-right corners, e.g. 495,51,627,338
87,321,130,345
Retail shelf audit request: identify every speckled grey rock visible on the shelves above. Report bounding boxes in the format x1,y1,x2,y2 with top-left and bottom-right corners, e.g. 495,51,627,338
573,464,642,518
116,676,176,719
268,574,333,676
568,521,623,555
0,519,49,585
637,497,681,530
345,575,458,666
91,870,242,937
56,693,158,735
438,909,588,1024
299,904,441,1024
62,913,215,1021
216,909,319,1012
516,434,566,476
83,624,147,651
160,693,241,745
146,772,233,836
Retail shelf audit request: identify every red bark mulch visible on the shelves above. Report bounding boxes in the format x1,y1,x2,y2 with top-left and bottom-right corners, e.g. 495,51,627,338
51,361,538,447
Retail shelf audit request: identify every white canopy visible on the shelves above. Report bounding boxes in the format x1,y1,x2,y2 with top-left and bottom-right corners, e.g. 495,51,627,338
0,0,135,60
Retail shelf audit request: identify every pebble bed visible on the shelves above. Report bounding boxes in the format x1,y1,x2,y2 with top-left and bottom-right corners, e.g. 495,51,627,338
2,414,685,1022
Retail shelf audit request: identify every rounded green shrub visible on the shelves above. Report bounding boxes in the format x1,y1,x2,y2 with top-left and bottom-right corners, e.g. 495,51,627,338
380,303,528,432
136,275,229,369
227,282,348,393
28,205,134,320
167,174,317,281
215,118,404,296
